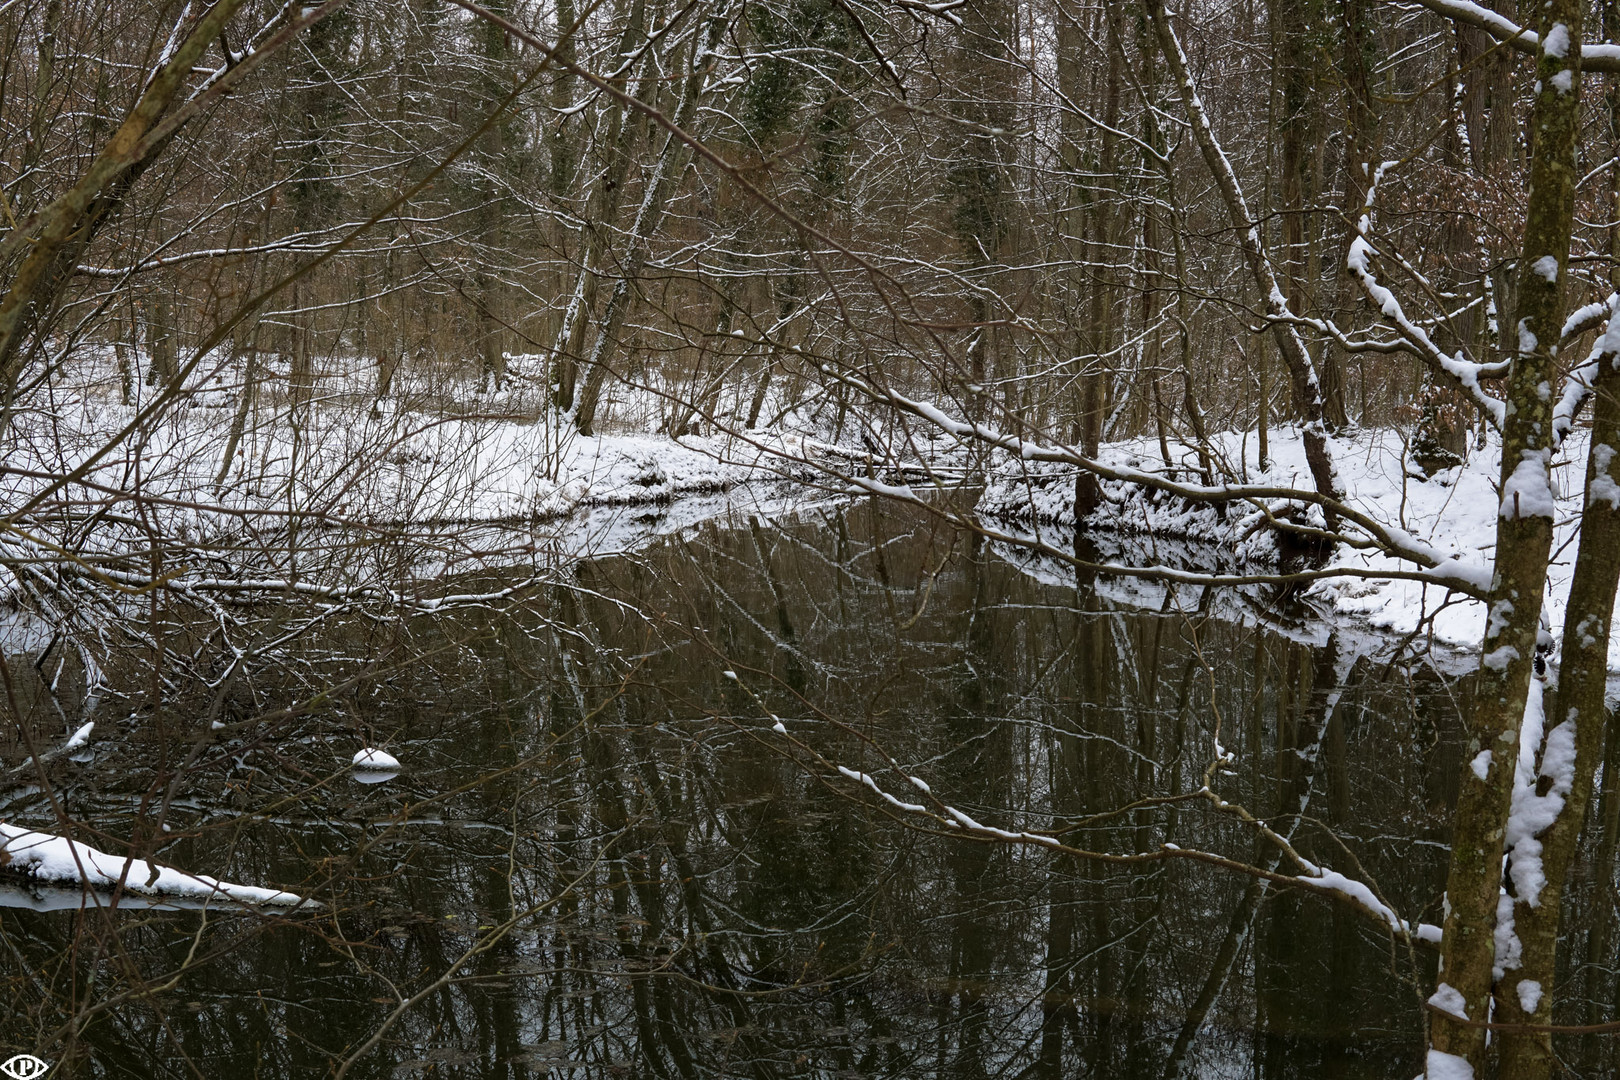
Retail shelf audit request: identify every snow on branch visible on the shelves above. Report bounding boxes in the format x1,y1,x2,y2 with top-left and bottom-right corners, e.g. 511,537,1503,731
1409,0,1620,72
821,369,1489,597
1553,298,1620,448
827,744,1433,945
1346,161,1506,429
1561,296,1615,343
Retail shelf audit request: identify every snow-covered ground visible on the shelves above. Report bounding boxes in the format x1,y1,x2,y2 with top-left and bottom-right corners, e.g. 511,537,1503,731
5,355,805,533
8,345,1611,668
979,423,1617,669
0,349,857,610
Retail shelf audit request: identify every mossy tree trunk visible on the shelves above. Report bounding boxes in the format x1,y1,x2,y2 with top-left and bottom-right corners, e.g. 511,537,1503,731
1429,2,1583,1073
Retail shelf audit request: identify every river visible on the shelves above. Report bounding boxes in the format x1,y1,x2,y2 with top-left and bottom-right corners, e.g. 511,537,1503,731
2,495,1615,1078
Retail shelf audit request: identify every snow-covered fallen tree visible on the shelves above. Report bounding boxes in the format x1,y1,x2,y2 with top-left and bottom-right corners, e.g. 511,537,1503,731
0,823,305,907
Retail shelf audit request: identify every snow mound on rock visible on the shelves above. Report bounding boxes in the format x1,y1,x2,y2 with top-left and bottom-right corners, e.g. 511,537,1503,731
352,747,400,770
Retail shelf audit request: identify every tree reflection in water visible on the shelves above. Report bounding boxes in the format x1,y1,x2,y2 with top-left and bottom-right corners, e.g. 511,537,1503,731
3,499,1616,1078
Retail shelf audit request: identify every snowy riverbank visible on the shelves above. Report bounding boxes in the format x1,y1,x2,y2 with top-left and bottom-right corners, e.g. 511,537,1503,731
977,424,1615,669
6,343,1605,667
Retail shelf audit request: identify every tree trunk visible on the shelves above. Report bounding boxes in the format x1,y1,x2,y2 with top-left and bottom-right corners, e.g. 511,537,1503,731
143,290,177,388
1429,4,1583,1073
1145,0,1341,505
1329,0,1379,430
478,273,505,393
1077,8,1124,519
574,5,731,436
1493,341,1620,1078
551,0,651,410
214,341,260,491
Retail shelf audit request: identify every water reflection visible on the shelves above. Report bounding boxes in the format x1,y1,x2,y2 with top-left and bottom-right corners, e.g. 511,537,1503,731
1,499,1613,1077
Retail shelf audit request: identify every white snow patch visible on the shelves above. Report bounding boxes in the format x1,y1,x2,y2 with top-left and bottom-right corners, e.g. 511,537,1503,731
1544,23,1570,59
64,722,94,750
974,422,1620,671
1505,690,1577,907
1532,255,1559,282
1486,599,1514,641
1517,978,1543,1015
1428,982,1469,1020
1309,868,1404,931
0,823,303,906
1469,750,1492,781
352,747,400,771
1519,320,1539,356
1600,308,1620,356
1590,443,1620,509
1424,1049,1475,1080
1496,889,1522,979
1500,448,1555,519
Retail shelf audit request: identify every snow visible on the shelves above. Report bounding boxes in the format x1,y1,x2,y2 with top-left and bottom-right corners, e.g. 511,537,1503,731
1495,887,1522,978
1469,750,1492,781
1428,982,1469,1020
1543,23,1570,59
1346,209,1505,428
0,350,831,612
975,421,1620,670
1424,1049,1475,1080
1556,306,1620,451
1500,448,1555,519
1590,443,1620,509
64,722,94,750
1599,306,1620,357
1504,682,1577,907
836,766,927,814
1486,600,1514,641
1532,255,1559,282
836,767,1060,848
1519,320,1539,356
353,747,400,771
1308,868,1404,932
1517,978,1543,1015
0,823,303,906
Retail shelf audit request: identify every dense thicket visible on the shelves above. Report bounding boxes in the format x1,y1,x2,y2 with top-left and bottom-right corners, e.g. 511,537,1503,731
1,0,1590,447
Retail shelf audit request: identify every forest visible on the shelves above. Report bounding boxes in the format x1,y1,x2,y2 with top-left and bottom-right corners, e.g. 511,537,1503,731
2,0,1620,1077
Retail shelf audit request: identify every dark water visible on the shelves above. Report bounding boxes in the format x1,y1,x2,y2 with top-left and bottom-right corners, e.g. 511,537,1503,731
2,498,1615,1078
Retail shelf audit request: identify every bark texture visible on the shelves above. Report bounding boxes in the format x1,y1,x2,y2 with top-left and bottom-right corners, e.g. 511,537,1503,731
1430,2,1583,1071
